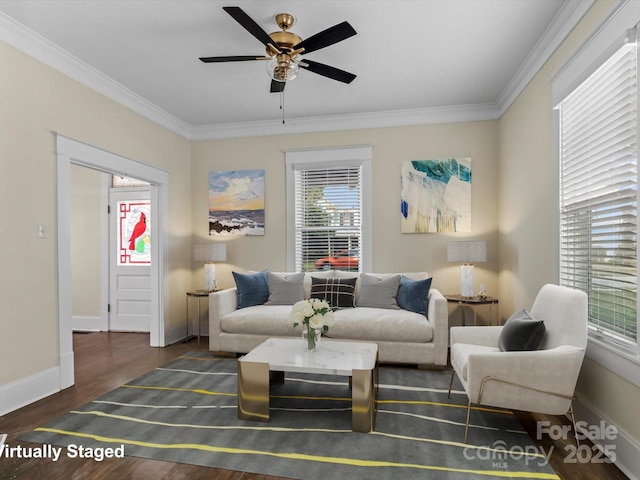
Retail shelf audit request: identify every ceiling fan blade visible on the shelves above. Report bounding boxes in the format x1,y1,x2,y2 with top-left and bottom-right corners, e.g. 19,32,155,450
223,6,274,48
270,80,286,93
293,21,356,54
199,55,262,63
301,60,356,84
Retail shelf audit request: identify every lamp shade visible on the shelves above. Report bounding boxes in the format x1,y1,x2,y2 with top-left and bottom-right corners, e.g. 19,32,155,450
193,243,226,263
447,241,487,263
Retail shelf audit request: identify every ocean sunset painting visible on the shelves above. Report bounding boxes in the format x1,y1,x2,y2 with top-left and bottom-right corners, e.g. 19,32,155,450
208,169,265,236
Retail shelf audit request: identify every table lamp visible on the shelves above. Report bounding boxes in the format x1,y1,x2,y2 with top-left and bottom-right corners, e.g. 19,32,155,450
193,243,227,291
447,241,487,297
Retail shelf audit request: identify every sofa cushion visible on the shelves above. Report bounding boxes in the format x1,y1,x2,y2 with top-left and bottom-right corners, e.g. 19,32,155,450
222,305,300,336
232,270,269,309
397,276,432,314
326,307,432,343
266,272,305,305
498,309,546,352
451,343,500,380
310,276,356,309
356,273,401,309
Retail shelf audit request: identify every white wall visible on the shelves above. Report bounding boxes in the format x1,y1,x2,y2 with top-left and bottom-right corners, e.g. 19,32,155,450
191,122,500,306
70,164,102,327
498,0,640,472
0,40,192,403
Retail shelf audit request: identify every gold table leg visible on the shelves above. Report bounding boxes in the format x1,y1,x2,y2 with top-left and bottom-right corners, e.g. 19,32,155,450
238,356,378,433
237,360,270,422
351,365,377,432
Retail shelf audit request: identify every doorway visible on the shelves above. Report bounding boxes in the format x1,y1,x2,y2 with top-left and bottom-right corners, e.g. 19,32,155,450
56,134,169,389
108,187,152,332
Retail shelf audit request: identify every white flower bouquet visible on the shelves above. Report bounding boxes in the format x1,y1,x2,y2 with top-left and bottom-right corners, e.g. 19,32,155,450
290,298,335,351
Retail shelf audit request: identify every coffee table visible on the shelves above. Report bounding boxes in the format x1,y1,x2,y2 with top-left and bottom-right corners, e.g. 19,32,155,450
237,337,378,432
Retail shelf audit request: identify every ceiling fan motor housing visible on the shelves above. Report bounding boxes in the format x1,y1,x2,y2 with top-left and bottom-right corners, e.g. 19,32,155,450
268,13,302,54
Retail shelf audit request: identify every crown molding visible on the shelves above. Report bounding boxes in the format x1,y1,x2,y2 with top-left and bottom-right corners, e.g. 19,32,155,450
1,3,590,141
0,12,192,139
496,0,595,115
189,103,501,140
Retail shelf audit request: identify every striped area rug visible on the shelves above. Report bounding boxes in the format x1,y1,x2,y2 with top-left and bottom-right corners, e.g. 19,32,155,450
22,352,559,479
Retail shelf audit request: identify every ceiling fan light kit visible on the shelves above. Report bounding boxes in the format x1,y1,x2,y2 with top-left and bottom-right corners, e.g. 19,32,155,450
266,53,299,82
199,6,357,93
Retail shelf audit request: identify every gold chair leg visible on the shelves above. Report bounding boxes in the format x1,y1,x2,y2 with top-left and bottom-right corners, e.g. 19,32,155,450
464,399,471,443
448,370,455,399
568,402,579,447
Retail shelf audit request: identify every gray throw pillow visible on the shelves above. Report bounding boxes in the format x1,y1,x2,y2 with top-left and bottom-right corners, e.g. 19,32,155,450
498,309,546,351
266,272,305,305
356,273,401,309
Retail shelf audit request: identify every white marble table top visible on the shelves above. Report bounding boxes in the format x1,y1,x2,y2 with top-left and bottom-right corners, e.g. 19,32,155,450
239,338,378,376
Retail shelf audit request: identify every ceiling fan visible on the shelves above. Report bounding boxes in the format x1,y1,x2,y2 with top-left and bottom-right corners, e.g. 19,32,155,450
199,6,357,93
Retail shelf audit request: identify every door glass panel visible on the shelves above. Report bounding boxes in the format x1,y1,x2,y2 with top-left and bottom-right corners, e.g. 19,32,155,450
112,175,149,188
117,201,151,265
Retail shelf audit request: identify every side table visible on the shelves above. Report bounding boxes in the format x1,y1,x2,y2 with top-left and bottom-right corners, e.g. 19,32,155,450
445,294,499,326
186,290,213,346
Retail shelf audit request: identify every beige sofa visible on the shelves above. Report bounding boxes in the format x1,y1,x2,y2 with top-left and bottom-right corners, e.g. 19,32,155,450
208,271,449,366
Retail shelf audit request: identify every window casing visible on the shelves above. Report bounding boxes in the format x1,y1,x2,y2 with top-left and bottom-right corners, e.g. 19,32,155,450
285,147,372,273
557,31,638,352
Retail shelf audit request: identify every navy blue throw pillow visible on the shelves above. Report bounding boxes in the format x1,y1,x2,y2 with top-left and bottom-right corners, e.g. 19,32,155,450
232,270,269,309
397,276,432,314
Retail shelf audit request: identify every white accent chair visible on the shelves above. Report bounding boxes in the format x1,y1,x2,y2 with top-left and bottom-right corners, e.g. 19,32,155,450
448,284,588,442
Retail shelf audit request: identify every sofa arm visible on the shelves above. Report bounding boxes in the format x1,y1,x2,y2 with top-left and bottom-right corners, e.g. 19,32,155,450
428,288,449,365
209,288,238,351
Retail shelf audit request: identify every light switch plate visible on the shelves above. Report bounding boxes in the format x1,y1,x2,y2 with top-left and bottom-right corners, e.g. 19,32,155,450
37,224,48,238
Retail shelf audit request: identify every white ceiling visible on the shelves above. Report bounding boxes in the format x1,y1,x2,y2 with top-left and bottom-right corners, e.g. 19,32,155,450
0,0,591,139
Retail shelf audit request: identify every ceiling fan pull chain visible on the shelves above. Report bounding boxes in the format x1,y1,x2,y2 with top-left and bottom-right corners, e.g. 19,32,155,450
281,90,286,124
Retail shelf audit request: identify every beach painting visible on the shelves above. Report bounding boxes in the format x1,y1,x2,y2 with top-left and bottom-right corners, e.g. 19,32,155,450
400,158,471,233
209,169,265,236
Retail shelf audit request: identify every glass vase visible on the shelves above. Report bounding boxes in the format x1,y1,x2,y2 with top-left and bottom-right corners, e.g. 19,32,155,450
302,326,321,351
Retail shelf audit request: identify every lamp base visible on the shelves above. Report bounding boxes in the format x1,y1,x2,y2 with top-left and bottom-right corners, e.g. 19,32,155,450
460,264,474,297
204,263,217,292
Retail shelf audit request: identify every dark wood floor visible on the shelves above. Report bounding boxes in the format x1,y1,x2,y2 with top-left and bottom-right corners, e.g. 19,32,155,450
0,332,629,480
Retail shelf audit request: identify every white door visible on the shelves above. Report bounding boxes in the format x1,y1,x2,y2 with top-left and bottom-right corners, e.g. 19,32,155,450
109,188,151,332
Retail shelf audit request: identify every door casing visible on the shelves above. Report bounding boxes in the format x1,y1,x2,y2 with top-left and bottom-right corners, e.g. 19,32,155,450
56,134,169,389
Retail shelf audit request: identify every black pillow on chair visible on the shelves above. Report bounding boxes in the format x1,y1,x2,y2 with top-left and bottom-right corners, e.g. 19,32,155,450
498,309,546,352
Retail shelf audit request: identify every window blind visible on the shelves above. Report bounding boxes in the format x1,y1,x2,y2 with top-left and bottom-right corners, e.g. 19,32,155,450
558,42,638,343
293,166,362,272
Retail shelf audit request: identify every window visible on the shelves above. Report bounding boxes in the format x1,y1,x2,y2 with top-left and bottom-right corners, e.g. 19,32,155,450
557,32,638,348
112,175,149,188
285,147,372,272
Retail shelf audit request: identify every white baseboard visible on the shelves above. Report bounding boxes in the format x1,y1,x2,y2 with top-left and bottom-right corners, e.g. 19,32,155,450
165,321,188,346
165,318,209,347
0,367,60,416
71,315,105,331
574,397,638,480
59,350,75,390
